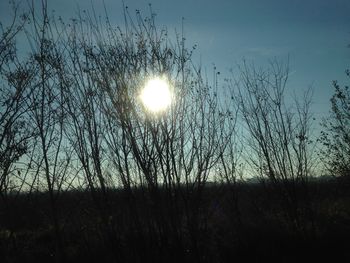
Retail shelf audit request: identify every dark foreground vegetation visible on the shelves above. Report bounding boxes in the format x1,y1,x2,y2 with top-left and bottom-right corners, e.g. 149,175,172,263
1,177,350,263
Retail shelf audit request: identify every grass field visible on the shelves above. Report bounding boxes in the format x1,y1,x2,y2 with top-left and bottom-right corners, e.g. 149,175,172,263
1,177,350,262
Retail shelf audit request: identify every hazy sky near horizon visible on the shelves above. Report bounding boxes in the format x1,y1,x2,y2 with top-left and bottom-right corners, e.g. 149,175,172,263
1,0,349,118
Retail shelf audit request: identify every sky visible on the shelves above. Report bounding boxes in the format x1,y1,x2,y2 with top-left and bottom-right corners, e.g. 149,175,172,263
1,0,350,119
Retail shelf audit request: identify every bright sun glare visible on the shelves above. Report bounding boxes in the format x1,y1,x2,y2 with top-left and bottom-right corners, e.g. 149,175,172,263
141,77,172,113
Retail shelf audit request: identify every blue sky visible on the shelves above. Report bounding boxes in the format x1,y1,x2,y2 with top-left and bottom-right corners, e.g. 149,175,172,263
1,0,349,118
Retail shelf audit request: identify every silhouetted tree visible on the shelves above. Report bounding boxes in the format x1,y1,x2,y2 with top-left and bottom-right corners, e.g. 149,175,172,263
0,0,30,199
21,2,75,261
319,70,350,178
233,60,315,235
59,7,235,261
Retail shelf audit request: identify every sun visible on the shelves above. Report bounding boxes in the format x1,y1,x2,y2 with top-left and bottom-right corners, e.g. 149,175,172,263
140,77,172,113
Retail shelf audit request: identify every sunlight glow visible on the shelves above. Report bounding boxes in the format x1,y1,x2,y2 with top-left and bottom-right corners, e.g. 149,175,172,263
140,77,172,113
